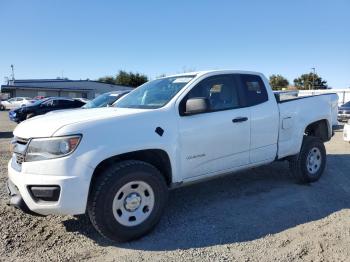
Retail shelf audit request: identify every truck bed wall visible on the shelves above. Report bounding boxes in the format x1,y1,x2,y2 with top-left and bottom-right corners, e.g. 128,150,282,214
277,93,338,159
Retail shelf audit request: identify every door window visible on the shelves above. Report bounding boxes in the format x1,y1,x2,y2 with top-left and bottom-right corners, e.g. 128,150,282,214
239,74,268,106
42,99,58,107
57,100,73,108
180,74,243,114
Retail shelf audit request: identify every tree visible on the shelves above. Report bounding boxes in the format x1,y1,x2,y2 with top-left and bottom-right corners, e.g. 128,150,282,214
115,70,148,87
98,70,148,87
293,73,328,90
269,74,289,90
97,76,115,85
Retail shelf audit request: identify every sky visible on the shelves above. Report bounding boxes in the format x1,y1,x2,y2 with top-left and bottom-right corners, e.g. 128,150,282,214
0,0,349,88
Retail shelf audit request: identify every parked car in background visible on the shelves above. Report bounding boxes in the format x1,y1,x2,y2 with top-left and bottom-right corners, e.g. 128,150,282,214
47,91,132,115
82,90,132,109
343,120,350,142
2,97,35,110
0,100,5,110
74,97,90,103
33,96,46,100
8,97,86,123
338,101,350,122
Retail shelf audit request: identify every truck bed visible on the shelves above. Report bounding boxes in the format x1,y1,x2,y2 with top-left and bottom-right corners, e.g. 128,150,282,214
276,92,338,159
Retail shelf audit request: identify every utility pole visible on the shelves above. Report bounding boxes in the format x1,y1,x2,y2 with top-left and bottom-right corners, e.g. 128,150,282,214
311,67,316,90
10,64,15,81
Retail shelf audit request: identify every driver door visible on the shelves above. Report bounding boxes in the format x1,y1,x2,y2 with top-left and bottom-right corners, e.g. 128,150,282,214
178,74,251,180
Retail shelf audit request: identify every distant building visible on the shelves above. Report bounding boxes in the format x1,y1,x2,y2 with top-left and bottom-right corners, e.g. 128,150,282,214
0,79,132,99
298,89,350,106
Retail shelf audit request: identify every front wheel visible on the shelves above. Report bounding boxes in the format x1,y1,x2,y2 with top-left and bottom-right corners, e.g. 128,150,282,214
289,136,326,183
87,160,168,242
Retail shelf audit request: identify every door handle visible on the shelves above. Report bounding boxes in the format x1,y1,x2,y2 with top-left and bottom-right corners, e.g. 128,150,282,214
232,117,248,123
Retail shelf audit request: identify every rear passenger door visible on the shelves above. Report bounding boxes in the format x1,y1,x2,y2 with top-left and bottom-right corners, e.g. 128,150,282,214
238,74,279,163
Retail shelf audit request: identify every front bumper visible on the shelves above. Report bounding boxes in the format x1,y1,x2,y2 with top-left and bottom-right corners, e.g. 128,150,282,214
9,117,19,122
6,179,42,216
7,157,94,216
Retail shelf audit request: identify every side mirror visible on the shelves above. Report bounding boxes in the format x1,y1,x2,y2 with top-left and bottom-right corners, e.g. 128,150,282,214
185,97,209,115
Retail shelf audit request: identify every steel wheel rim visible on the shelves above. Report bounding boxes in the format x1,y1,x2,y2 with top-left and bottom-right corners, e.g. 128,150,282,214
306,147,322,174
112,181,155,227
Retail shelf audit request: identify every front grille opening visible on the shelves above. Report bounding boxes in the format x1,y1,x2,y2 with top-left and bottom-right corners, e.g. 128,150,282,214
13,137,29,165
15,153,25,165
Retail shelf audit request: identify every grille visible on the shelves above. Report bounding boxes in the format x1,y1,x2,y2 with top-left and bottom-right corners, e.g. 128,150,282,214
13,137,29,165
15,153,25,165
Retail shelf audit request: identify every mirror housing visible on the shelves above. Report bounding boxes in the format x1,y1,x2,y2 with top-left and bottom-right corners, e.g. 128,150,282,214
185,97,209,115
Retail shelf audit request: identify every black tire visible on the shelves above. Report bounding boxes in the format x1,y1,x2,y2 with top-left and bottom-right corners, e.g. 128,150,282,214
289,136,326,183
87,160,168,242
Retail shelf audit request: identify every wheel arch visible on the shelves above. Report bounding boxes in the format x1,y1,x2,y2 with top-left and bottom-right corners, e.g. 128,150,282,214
304,119,331,142
89,149,173,192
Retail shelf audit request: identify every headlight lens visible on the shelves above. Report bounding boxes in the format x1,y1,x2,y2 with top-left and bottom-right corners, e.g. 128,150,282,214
25,135,82,162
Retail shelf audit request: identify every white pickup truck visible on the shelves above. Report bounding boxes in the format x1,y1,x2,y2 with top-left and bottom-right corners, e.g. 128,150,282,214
7,70,338,241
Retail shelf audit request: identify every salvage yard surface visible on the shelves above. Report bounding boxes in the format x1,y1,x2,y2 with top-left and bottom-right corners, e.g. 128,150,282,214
1,111,350,262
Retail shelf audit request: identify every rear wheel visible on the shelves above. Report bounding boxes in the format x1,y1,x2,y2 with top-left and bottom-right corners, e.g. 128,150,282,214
87,160,168,242
289,136,326,183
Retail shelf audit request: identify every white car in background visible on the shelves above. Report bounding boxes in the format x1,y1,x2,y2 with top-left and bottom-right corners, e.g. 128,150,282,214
2,97,35,110
0,100,6,110
343,121,350,142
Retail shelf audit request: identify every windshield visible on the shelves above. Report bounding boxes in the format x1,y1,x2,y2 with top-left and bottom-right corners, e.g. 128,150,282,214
115,76,195,109
342,101,350,107
83,93,121,109
32,98,50,106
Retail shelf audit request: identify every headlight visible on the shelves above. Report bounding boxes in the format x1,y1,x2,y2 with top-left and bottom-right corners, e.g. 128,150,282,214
25,135,82,162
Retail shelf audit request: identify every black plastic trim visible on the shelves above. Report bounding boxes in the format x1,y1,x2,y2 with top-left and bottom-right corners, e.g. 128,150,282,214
277,93,337,104
6,180,44,216
28,185,61,202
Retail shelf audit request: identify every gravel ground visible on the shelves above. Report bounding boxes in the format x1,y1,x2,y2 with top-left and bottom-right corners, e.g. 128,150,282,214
1,111,350,262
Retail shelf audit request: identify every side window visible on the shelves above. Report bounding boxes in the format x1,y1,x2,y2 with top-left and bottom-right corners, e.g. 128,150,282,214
16,98,23,101
42,99,54,107
58,100,73,107
52,100,60,107
74,100,85,107
239,74,268,106
181,74,242,114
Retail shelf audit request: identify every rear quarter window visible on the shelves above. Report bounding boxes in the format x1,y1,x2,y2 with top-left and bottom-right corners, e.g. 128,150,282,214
239,74,268,106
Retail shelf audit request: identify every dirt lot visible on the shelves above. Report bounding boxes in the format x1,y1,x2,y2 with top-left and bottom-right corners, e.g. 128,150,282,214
1,111,350,262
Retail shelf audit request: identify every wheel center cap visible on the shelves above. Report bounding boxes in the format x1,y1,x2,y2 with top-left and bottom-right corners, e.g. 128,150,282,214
309,156,314,164
124,193,141,212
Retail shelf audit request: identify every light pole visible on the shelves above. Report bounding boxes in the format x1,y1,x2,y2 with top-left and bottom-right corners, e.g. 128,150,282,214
10,64,15,81
311,67,316,90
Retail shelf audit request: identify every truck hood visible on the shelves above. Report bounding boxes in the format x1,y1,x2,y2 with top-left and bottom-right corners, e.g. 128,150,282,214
13,107,148,138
